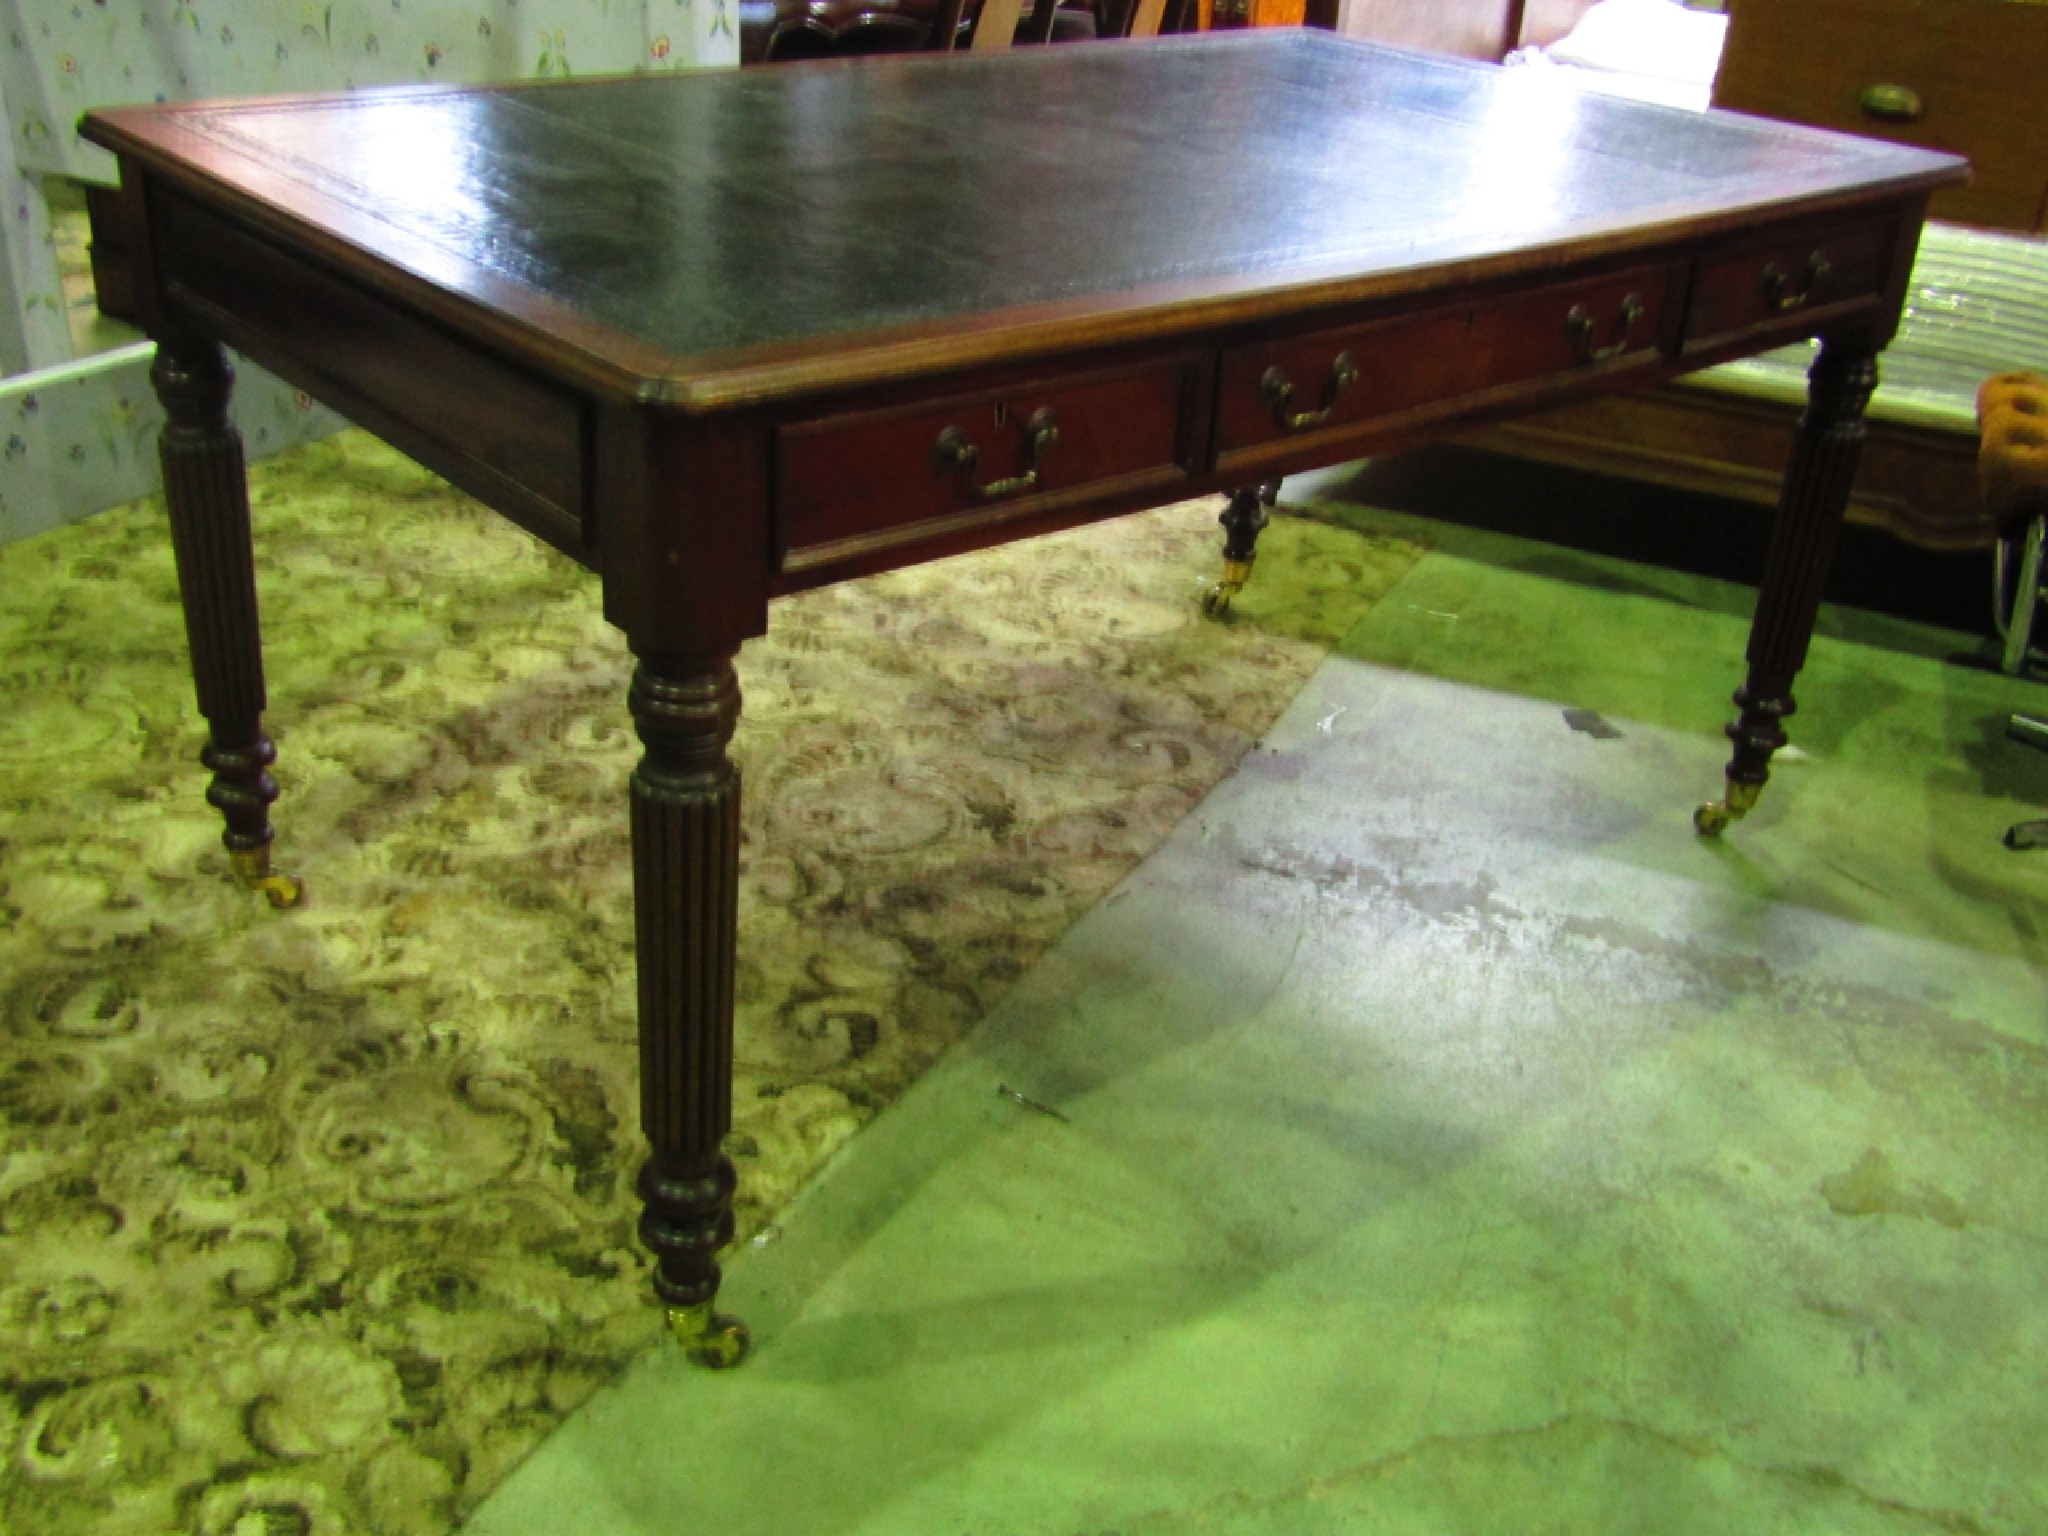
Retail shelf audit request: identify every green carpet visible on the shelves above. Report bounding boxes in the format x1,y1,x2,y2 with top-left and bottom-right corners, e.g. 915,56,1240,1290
0,430,1423,1535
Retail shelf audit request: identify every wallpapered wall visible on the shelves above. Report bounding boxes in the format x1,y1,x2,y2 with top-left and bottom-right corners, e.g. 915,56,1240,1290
0,0,742,545
0,341,348,546
8,0,741,184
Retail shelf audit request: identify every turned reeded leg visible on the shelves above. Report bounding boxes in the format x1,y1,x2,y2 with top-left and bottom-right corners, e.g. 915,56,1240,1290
629,652,750,1368
1202,482,1278,617
152,334,302,907
1697,336,1878,837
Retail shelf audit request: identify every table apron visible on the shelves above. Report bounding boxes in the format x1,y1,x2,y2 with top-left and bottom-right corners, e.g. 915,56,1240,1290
136,183,1921,624
153,187,594,563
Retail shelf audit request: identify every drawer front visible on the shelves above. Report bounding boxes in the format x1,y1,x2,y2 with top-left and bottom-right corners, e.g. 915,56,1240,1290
1215,261,1684,461
1713,0,2048,232
1682,218,1898,356
776,359,1197,558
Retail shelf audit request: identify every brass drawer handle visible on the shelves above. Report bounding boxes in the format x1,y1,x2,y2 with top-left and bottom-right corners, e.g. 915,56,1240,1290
1259,351,1359,431
934,408,1059,499
1859,83,1924,124
1565,292,1645,363
1761,251,1832,313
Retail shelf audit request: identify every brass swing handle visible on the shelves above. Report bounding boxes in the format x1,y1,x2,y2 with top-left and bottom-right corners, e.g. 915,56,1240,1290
1761,251,1832,313
1260,352,1360,431
934,408,1060,499
1565,292,1646,363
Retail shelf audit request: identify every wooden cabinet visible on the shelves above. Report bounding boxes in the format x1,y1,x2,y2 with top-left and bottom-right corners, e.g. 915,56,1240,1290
1714,0,2048,232
1411,0,2046,555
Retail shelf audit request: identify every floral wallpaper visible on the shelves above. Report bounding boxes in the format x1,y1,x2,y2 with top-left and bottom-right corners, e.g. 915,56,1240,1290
0,1,740,541
6,0,741,184
0,141,67,375
0,342,347,546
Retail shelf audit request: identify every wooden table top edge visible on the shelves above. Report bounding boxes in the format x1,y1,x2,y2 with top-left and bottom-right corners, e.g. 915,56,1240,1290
78,34,1970,418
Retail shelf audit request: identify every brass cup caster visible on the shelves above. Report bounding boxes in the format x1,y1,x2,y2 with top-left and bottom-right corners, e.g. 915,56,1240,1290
1693,779,1762,838
230,847,305,909
667,1302,750,1369
1202,558,1255,618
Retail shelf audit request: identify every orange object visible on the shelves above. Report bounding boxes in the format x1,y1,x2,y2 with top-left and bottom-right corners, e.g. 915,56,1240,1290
1979,371,2048,532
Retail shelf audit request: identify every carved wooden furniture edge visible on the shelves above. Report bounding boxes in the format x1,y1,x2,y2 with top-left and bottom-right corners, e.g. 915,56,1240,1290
79,106,1968,415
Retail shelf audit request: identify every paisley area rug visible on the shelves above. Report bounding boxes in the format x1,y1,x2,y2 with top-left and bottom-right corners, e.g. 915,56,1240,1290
0,430,1424,1535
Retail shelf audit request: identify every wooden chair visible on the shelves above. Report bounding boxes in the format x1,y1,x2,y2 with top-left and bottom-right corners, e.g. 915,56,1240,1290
744,0,1183,63
1983,372,2048,675
927,0,1174,49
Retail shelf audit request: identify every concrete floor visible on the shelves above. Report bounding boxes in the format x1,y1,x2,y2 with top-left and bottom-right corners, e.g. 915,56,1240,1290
465,473,2048,1535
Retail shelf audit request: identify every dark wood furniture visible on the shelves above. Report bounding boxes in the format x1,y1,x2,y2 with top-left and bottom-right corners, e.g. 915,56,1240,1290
1467,0,2048,553
1457,374,1992,551
1715,0,2048,235
1206,0,1306,34
739,0,1114,63
79,33,1963,1364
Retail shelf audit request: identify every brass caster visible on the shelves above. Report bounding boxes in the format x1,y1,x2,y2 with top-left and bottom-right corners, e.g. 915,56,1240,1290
230,848,305,910
667,1302,751,1369
1693,779,1762,838
1202,558,1253,619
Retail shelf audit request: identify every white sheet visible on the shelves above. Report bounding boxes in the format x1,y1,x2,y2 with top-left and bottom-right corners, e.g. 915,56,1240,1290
1508,0,1727,112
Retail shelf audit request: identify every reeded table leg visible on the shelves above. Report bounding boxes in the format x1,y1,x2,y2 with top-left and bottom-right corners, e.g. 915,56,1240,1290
1202,482,1278,617
629,652,750,1368
1697,335,1877,837
152,333,303,908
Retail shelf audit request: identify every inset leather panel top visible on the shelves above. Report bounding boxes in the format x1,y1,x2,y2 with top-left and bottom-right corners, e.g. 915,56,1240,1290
83,33,1965,406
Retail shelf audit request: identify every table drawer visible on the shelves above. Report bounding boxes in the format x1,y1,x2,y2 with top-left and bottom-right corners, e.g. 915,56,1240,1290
776,359,1198,559
1712,0,2048,233
1215,261,1684,461
1682,217,1899,356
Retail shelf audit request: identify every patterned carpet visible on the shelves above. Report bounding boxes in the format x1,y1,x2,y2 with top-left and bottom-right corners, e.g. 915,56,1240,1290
0,430,1424,1535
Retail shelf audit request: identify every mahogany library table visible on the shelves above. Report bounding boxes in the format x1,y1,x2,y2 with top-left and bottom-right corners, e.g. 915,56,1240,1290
81,32,1965,1365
